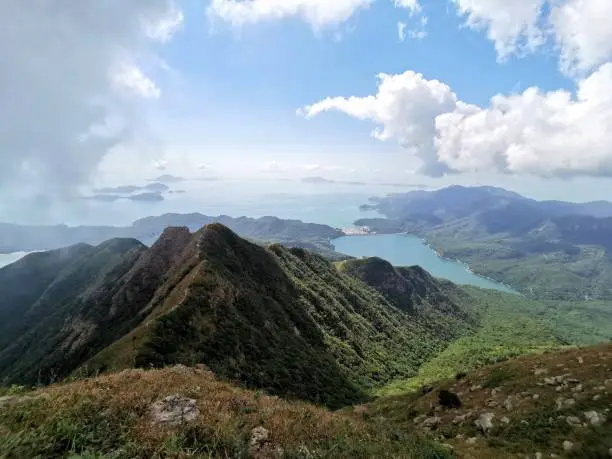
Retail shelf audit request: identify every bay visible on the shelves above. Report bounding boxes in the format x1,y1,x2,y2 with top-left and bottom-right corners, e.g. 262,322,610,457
333,233,517,293
0,251,31,269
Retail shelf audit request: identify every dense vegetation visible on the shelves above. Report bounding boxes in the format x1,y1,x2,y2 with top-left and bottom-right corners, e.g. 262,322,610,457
88,224,474,408
358,185,612,301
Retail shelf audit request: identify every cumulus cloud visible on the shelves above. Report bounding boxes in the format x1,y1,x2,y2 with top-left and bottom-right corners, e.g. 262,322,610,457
207,0,374,29
207,0,426,30
301,64,612,177
451,0,612,74
393,0,421,14
550,0,612,74
451,0,546,60
0,1,181,202
301,71,458,176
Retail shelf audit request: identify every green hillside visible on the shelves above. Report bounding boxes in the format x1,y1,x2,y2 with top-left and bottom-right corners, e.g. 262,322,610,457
85,224,474,408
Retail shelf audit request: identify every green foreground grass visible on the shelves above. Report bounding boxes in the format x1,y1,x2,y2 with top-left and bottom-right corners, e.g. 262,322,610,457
0,366,452,459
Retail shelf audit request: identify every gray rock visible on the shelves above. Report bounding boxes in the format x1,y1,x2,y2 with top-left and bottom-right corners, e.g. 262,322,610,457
422,416,441,428
584,410,605,427
566,416,582,427
571,384,583,393
466,437,477,445
475,412,495,434
608,447,612,457
452,414,469,425
501,416,510,425
534,368,548,376
250,426,270,448
150,395,199,425
562,440,574,452
577,356,584,364
535,453,543,459
555,397,575,410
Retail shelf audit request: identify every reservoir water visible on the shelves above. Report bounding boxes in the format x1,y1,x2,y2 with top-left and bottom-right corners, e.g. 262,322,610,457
0,252,31,269
333,233,516,293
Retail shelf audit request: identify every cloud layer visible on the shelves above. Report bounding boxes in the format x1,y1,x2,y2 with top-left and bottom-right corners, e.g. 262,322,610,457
0,0,181,200
301,63,612,177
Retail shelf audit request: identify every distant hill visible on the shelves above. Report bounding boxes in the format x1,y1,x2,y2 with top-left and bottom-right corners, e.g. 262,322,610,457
0,214,345,259
357,186,612,300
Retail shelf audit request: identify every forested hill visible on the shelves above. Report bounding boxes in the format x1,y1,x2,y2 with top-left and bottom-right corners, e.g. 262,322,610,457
0,223,479,407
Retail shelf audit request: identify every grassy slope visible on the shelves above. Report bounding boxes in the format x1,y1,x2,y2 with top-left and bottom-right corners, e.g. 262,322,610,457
0,366,451,459
365,343,612,458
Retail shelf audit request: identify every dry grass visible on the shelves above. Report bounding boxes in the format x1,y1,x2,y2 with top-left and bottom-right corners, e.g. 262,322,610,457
365,343,612,458
0,365,449,458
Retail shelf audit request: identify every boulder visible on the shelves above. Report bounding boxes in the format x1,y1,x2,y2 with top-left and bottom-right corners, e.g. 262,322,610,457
475,412,495,435
150,395,199,425
584,411,605,427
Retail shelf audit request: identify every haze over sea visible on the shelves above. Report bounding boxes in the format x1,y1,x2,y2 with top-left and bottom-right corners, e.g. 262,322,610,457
1,180,514,292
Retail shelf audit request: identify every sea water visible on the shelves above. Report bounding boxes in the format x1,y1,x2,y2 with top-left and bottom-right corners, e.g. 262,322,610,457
333,233,516,293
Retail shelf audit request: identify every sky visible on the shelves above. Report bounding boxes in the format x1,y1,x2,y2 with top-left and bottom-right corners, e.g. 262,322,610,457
2,0,612,223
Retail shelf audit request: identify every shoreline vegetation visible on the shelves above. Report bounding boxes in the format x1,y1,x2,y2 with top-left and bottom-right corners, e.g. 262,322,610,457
335,230,519,293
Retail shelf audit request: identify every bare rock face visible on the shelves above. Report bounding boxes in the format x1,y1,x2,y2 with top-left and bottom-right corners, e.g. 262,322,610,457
150,395,199,425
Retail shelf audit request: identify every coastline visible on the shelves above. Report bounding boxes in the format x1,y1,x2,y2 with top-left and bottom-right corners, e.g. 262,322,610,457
333,230,519,294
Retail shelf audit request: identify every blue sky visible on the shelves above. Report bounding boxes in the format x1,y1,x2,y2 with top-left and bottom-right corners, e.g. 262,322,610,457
133,0,611,195
2,0,612,224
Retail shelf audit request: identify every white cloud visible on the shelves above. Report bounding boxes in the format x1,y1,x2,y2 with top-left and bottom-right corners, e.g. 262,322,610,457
301,64,612,177
408,15,428,40
393,0,421,14
550,0,612,75
451,0,546,60
0,1,182,204
450,0,612,74
112,64,161,99
207,0,374,29
397,21,407,41
301,71,459,176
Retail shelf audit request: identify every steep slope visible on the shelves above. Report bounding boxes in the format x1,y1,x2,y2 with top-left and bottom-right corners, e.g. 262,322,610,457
0,238,147,384
83,224,474,407
0,243,92,349
0,227,199,386
340,257,464,315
